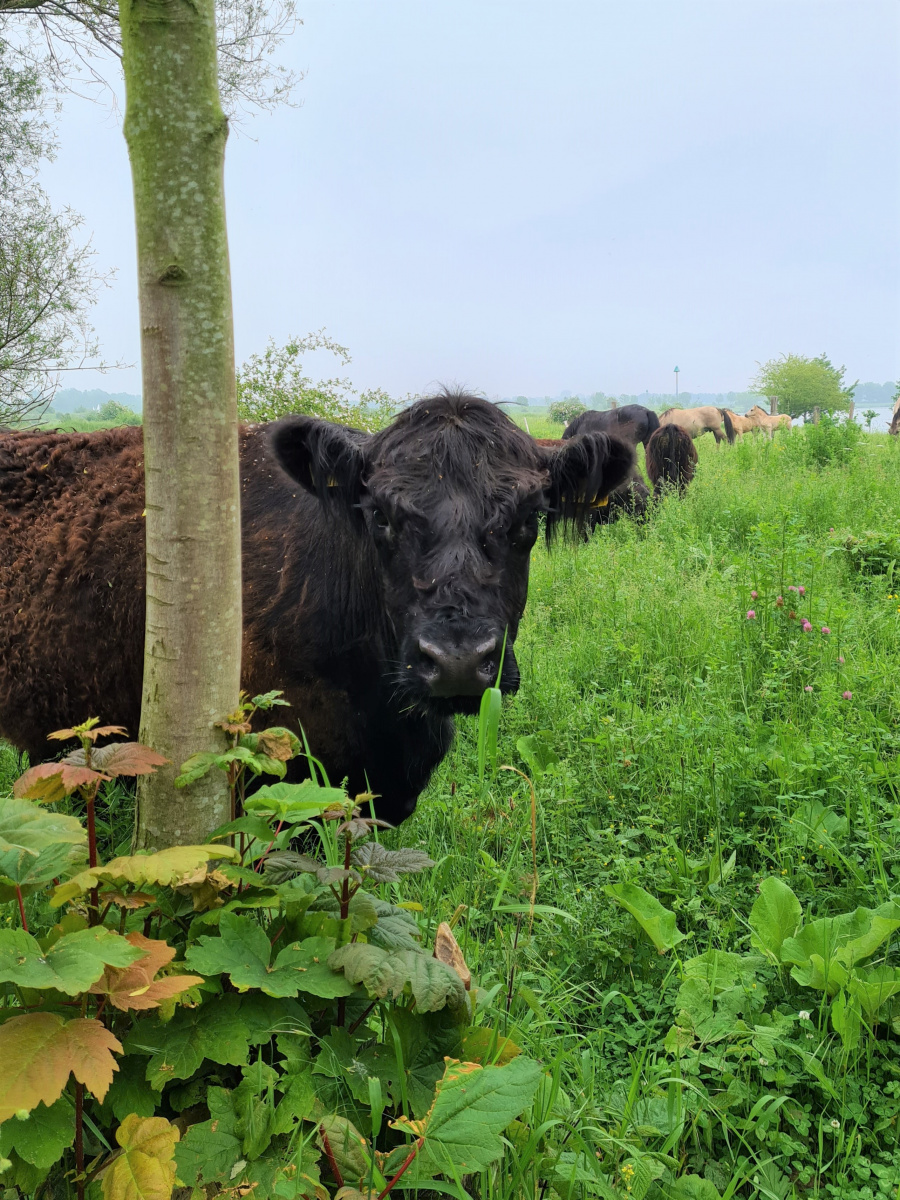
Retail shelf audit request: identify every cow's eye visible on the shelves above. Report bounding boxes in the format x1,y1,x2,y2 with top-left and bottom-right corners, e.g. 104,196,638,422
370,507,392,535
510,513,540,551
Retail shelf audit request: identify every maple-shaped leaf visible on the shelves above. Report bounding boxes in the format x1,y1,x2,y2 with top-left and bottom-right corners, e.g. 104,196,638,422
101,1114,179,1200
0,1013,122,1121
0,1097,75,1169
14,762,109,804
351,842,434,882
0,797,87,888
89,932,203,1011
185,914,355,1000
391,1057,542,1173
48,724,127,743
65,742,170,778
328,944,466,1012
174,1087,242,1187
0,926,143,995
51,844,239,907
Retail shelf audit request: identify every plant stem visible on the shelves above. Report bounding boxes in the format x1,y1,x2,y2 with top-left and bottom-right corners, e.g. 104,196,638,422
15,884,27,931
376,1137,425,1200
74,1083,85,1200
319,1126,344,1188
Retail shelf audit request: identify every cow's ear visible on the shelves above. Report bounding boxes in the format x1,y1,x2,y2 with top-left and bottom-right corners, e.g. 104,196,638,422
541,432,634,540
269,415,370,513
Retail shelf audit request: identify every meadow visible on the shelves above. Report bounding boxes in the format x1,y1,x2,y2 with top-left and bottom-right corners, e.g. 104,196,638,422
1,419,899,1199
386,419,900,1199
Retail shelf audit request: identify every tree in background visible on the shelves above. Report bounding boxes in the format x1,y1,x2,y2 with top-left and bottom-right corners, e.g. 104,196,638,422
0,42,113,425
237,331,398,432
549,398,587,426
750,353,856,421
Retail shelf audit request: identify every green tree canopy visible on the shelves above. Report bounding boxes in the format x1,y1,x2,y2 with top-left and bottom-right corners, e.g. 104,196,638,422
549,398,587,426
750,354,856,420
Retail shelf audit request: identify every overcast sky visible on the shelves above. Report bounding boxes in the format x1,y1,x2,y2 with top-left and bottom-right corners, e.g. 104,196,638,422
43,0,900,400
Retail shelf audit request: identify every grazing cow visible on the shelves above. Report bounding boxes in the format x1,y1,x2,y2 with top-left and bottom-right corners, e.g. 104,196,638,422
0,392,633,825
747,405,792,437
563,404,660,449
645,425,697,494
659,406,735,444
535,436,648,528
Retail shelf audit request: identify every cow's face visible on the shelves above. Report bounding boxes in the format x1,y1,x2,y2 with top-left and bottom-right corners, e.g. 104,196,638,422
271,394,633,713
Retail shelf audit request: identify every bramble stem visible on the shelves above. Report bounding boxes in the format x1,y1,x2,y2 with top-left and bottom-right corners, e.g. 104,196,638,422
15,884,27,931
75,1083,85,1200
377,1137,425,1200
319,1126,343,1187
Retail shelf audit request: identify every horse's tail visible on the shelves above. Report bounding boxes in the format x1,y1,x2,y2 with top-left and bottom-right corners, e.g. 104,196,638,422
719,408,736,444
645,408,661,439
646,425,697,495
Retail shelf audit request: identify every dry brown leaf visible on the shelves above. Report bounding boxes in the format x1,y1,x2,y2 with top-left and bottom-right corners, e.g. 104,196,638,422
434,922,471,990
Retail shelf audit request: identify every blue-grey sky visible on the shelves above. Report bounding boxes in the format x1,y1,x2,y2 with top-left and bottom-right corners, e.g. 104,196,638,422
43,0,900,399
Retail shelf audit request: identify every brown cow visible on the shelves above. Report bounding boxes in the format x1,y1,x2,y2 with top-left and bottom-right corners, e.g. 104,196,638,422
0,391,632,824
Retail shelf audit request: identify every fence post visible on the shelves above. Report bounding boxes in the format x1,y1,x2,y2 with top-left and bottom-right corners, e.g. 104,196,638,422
848,399,855,420
609,399,618,410
769,395,778,415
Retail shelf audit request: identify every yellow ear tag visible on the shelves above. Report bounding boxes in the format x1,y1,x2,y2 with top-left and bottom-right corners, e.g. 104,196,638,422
326,476,338,487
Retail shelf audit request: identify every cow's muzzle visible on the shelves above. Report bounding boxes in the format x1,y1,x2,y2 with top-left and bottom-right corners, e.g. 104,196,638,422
414,635,499,697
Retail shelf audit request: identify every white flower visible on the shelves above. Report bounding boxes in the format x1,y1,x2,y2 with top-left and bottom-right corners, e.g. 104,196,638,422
830,1119,840,1129
758,1057,769,1067
799,1010,811,1021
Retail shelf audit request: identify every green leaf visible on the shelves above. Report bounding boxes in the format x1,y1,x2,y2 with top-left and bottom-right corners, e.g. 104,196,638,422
781,904,900,994
185,913,354,999
328,944,466,1011
666,1175,723,1200
103,1055,158,1122
317,1115,369,1188
848,965,900,1019
173,752,219,788
477,687,502,781
603,883,686,953
174,1088,242,1187
350,842,434,882
51,844,239,907
516,732,559,777
210,814,278,845
830,989,862,1054
366,900,422,952
101,1114,179,1200
243,780,346,823
392,1057,542,1173
0,927,143,995
0,796,87,888
0,1099,75,1169
749,876,802,963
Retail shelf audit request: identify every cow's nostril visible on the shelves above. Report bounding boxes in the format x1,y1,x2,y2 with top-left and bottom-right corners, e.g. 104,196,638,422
416,637,499,696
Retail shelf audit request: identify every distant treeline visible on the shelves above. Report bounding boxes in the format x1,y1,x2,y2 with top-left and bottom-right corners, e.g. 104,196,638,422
51,387,143,413
505,381,897,413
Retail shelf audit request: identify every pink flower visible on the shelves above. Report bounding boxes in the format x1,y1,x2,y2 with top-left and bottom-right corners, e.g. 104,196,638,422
750,590,758,600
821,626,830,635
798,586,806,596
775,595,784,608
830,527,835,532
746,610,756,620
801,620,812,632
842,690,852,700
838,655,845,664
788,586,798,593
805,686,813,692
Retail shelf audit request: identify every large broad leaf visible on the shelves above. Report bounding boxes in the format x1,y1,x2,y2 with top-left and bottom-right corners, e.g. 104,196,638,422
101,1114,179,1200
786,800,848,865
848,965,900,1019
68,742,170,778
781,904,900,994
14,762,108,803
350,842,434,882
0,1014,121,1121
0,1098,75,1169
328,944,466,1011
174,1088,242,1188
51,844,239,907
603,883,686,954
0,926,143,995
749,876,802,963
0,796,87,888
392,1057,542,1172
89,932,203,1011
243,780,346,823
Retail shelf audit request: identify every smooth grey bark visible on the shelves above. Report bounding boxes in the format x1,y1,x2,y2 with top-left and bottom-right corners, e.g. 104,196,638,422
119,0,242,849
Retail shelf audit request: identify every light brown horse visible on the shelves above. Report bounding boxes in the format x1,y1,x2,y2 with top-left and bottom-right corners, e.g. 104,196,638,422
659,406,734,444
747,405,792,437
890,395,900,436
721,409,758,439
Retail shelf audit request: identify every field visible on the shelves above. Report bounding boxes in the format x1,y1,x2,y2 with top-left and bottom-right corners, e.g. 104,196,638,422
2,420,899,1198
385,421,900,1198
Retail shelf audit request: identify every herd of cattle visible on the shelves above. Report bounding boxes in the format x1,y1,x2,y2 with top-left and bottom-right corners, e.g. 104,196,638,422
0,391,860,826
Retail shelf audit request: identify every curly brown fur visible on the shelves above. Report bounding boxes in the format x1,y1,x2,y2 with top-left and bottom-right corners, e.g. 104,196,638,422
645,425,698,494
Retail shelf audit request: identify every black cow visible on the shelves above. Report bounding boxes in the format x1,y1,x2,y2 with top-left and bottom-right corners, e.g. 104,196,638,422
563,405,661,449
0,391,633,824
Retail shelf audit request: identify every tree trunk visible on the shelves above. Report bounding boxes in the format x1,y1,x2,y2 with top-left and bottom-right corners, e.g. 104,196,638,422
119,0,242,849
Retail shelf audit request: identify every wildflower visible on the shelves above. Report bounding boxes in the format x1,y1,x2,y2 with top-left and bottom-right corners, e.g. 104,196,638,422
750,590,758,599
798,586,806,595
821,626,830,635
830,1119,840,1130
830,527,834,532
775,595,784,608
805,685,813,692
801,620,812,632
799,1010,811,1020
746,609,756,620
838,655,845,664
842,691,852,700
789,610,796,619
758,1057,769,1066
788,585,798,593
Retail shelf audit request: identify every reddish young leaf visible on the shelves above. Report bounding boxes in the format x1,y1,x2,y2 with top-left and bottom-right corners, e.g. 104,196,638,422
86,743,170,777
89,933,203,1011
13,762,109,803
47,725,127,743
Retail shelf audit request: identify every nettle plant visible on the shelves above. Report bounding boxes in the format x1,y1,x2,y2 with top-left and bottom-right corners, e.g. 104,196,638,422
0,701,542,1200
